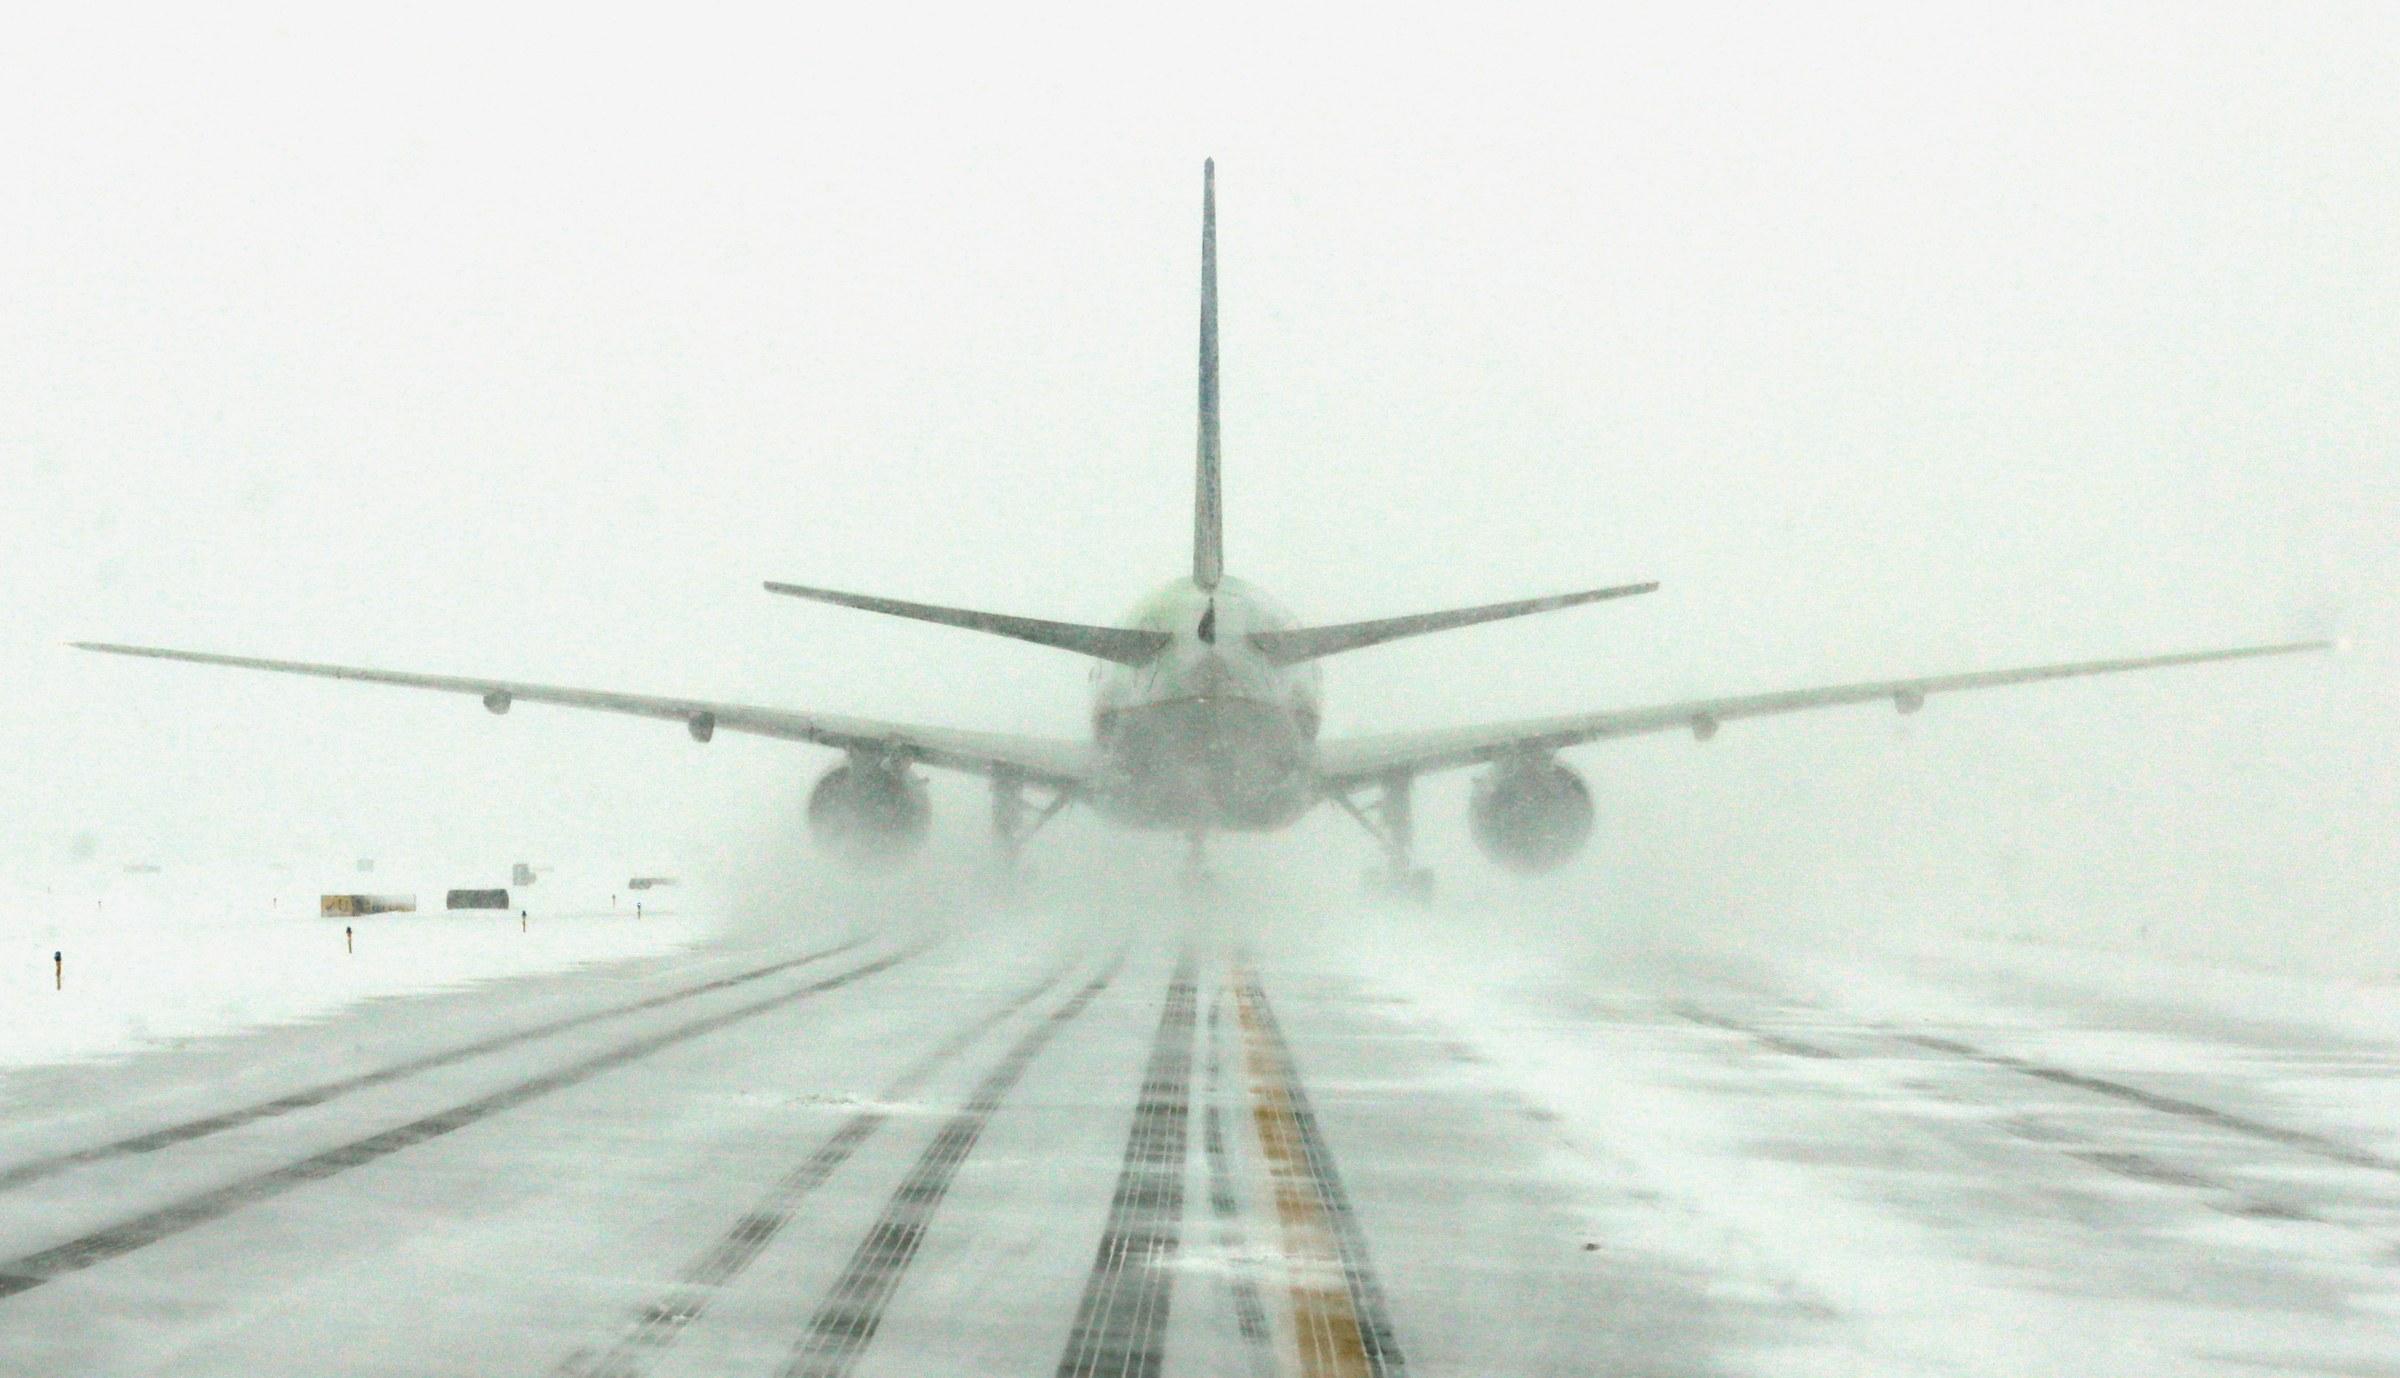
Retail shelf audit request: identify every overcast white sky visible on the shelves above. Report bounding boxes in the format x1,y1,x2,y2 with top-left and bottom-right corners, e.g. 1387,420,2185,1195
1,5,2390,961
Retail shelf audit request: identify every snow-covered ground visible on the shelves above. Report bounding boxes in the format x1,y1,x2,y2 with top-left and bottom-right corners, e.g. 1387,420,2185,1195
1305,887,2400,1376
0,858,720,1069
3,861,2397,1374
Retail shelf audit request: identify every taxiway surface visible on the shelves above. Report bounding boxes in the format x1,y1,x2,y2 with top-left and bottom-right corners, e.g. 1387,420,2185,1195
2,893,2397,1375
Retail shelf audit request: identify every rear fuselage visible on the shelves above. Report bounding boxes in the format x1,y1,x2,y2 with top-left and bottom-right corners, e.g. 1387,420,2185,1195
1087,577,1322,831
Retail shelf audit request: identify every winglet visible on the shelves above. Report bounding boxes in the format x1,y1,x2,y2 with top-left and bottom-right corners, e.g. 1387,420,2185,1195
1194,158,1223,591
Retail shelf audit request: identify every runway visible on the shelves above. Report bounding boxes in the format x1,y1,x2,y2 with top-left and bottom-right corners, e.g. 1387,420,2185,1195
2,893,2397,1376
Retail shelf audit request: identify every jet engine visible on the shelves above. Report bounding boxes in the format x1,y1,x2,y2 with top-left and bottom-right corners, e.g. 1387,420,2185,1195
806,760,931,861
1469,758,1594,873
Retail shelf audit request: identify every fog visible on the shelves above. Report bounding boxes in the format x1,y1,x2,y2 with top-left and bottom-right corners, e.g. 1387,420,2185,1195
2,5,2391,973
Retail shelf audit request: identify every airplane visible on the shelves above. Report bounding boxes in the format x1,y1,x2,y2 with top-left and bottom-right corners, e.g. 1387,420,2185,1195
77,162,2328,896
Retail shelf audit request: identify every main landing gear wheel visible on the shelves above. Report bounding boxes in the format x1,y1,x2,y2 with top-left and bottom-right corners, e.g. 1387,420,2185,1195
1333,771,1436,903
990,770,1071,875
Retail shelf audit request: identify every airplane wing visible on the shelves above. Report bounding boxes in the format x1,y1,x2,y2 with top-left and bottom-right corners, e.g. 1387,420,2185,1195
73,642,1094,789
1314,639,2331,788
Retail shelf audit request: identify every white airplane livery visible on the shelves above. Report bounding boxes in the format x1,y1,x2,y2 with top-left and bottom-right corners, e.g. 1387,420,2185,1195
80,163,2327,892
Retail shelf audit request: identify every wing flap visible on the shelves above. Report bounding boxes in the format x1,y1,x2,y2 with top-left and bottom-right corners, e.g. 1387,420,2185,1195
1315,638,2331,786
73,642,1093,787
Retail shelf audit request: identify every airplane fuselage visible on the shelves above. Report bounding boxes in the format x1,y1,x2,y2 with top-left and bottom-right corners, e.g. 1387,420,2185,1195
71,162,2326,872
1086,578,1323,831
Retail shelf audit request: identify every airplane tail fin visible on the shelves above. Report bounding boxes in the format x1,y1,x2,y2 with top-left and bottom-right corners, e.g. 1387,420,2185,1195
763,582,1169,665
1249,582,1660,665
1194,158,1223,591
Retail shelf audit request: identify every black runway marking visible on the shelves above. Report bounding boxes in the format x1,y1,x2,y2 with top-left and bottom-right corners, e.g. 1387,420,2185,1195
778,958,1124,1378
1198,987,1276,1378
1239,974,1408,1378
1676,1003,2351,1220
1054,953,1200,1378
555,958,1081,1378
0,946,919,1300
1899,1033,2400,1175
1689,998,2400,1175
0,937,867,1193
1670,1003,1841,1060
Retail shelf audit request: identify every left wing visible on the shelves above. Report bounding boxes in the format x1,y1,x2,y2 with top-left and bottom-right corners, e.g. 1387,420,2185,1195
73,642,1093,788
1315,639,2331,788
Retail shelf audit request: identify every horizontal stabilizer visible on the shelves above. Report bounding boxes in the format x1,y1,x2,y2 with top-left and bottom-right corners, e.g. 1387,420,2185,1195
764,582,1170,666
1250,581,1659,665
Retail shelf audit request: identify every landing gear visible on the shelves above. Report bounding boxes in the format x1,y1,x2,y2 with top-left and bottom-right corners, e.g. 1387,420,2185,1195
1333,770,1435,902
991,770,1071,869
1181,830,1215,890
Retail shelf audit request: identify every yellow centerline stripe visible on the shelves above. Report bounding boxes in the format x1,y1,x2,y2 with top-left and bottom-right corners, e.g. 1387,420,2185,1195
1235,978,1374,1378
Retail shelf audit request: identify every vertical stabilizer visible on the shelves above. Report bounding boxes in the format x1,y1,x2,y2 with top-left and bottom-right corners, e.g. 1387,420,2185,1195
1194,159,1223,591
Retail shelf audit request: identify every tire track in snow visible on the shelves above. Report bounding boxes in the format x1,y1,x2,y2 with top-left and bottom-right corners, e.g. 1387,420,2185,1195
775,955,1127,1378
553,954,1082,1378
0,945,924,1300
0,937,869,1193
1053,951,1200,1378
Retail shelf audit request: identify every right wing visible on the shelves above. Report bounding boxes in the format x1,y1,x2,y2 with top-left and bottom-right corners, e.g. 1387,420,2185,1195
73,642,1093,789
1315,638,2331,787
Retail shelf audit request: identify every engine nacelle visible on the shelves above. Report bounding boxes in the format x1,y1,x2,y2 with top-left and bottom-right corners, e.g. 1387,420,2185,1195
1469,758,1594,873
806,760,931,861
